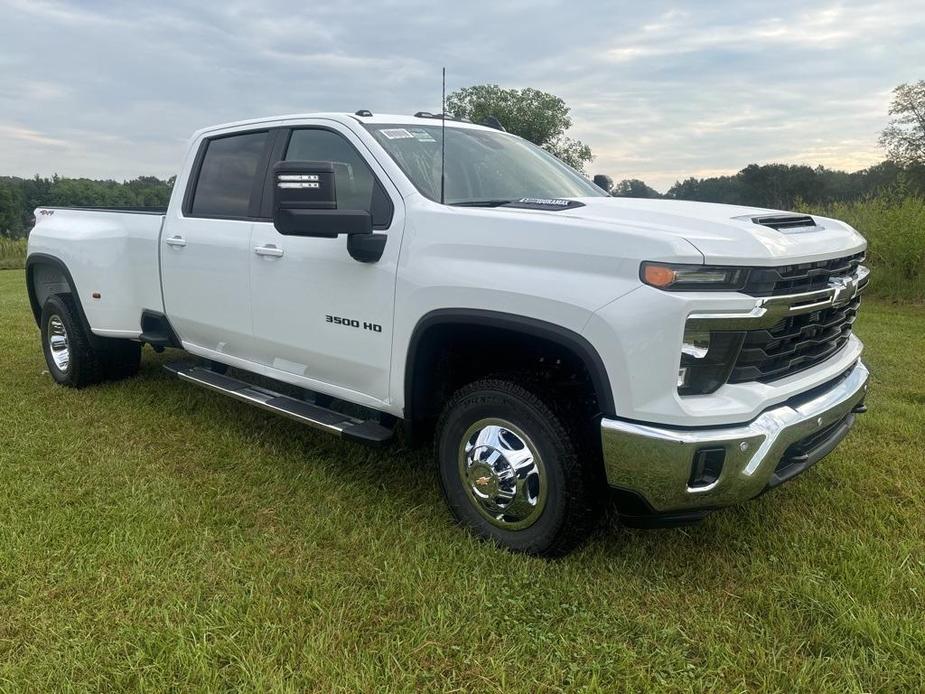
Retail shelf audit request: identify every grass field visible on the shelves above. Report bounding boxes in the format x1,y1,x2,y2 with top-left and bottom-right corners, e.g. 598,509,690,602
804,194,925,302
0,270,923,692
0,238,26,270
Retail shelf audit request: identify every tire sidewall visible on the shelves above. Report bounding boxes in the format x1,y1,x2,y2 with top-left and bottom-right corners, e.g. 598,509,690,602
437,385,575,554
40,295,86,386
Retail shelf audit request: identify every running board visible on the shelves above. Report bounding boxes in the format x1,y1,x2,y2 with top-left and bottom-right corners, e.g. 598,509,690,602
164,362,393,445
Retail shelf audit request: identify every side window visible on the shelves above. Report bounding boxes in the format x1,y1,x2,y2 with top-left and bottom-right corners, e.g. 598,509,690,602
285,129,393,228
191,131,269,218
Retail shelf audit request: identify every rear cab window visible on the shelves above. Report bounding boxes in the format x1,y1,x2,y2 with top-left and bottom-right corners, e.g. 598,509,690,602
188,131,270,218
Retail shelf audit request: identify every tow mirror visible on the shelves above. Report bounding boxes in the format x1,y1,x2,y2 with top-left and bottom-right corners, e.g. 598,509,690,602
272,161,373,238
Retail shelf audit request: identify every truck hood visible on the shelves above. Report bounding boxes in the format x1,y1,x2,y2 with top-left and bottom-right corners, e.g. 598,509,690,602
548,197,867,265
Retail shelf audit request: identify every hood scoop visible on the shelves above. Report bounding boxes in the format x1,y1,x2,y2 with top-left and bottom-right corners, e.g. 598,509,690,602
750,214,820,232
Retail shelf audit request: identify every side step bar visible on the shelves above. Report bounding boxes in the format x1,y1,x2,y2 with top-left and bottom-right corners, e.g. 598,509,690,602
164,362,393,446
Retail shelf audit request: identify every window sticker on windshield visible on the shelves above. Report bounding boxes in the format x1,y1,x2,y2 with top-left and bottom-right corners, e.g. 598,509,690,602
408,128,437,143
380,128,414,140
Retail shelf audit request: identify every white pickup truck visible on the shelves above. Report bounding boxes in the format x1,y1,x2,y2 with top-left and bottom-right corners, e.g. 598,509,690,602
26,111,870,556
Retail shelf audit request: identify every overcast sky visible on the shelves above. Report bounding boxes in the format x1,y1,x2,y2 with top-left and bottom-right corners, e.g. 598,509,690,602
1,0,922,191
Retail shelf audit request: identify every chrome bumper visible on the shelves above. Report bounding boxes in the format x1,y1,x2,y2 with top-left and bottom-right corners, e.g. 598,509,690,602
600,360,869,513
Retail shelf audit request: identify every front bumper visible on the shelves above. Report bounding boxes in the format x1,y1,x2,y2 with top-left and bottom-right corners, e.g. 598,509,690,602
600,359,869,514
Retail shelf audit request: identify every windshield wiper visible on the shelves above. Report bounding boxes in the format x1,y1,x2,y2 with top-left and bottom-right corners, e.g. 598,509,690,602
448,199,515,207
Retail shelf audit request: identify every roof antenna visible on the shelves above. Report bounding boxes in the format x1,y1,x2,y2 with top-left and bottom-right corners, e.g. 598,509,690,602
440,66,446,205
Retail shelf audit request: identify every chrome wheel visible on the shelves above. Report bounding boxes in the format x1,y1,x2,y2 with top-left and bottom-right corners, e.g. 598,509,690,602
48,314,70,373
458,418,548,530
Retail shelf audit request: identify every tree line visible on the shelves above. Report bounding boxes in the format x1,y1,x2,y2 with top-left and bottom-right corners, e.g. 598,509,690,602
0,175,175,238
641,160,925,208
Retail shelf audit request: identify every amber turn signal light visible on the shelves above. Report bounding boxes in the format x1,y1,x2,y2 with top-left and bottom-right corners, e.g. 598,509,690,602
643,264,677,288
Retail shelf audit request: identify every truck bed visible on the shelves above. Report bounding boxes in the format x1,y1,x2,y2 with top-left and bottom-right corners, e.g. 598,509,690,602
28,206,167,339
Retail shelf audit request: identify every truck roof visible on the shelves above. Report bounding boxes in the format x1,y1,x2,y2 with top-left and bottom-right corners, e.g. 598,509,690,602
193,112,498,139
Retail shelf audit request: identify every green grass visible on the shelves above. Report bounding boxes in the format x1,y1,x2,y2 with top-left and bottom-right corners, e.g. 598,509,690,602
0,238,27,270
802,194,925,302
0,271,923,692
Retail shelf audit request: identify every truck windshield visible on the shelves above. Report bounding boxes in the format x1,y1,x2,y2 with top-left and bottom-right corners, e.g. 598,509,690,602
365,124,606,205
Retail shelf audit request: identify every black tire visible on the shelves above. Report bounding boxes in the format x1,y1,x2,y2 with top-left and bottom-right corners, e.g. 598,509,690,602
435,378,602,557
40,294,106,388
40,294,142,387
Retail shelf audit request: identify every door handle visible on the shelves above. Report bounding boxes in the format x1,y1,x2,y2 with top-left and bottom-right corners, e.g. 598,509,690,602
254,244,284,258
165,235,187,248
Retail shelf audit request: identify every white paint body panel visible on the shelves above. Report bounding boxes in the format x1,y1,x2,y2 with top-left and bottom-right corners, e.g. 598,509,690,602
27,113,867,426
160,216,255,360
27,209,164,337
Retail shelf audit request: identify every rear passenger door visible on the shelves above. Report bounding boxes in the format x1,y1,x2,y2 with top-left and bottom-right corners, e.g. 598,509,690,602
249,122,403,404
161,129,272,361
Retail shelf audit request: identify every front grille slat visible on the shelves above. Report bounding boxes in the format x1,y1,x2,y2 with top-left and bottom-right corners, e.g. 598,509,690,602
746,305,856,348
728,295,860,384
739,326,850,364
743,251,865,297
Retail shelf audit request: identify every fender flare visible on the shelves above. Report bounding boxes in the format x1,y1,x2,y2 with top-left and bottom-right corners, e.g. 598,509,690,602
403,308,616,419
25,253,98,343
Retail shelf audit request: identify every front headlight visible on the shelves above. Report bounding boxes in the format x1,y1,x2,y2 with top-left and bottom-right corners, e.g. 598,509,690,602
641,262,749,291
677,327,745,396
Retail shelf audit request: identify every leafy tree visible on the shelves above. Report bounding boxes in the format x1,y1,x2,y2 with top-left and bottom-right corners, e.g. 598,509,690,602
0,184,18,236
592,174,614,193
880,81,925,166
446,84,594,171
0,175,173,239
612,179,661,198
664,160,925,209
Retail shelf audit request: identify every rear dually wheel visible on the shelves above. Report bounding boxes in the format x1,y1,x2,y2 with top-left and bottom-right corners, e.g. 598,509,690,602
40,294,141,388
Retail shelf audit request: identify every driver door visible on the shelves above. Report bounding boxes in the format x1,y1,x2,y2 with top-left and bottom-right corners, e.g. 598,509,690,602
249,123,403,404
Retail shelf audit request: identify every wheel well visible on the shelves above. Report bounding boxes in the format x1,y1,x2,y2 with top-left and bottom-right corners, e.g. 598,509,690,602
405,311,614,438
26,257,75,324
24,254,101,347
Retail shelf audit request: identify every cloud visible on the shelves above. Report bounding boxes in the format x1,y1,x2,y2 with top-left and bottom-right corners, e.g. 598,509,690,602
0,0,922,190
0,124,68,147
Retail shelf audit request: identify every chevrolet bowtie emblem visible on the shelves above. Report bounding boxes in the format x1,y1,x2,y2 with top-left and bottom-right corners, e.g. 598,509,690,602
829,276,857,308
475,476,491,487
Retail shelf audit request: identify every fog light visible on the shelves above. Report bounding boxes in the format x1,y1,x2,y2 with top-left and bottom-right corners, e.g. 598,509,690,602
689,447,725,488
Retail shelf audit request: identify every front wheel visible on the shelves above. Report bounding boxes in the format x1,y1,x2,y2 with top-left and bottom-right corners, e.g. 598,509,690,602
435,379,602,557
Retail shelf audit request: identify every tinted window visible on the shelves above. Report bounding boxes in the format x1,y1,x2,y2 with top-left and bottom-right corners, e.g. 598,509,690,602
285,129,391,226
192,131,268,217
